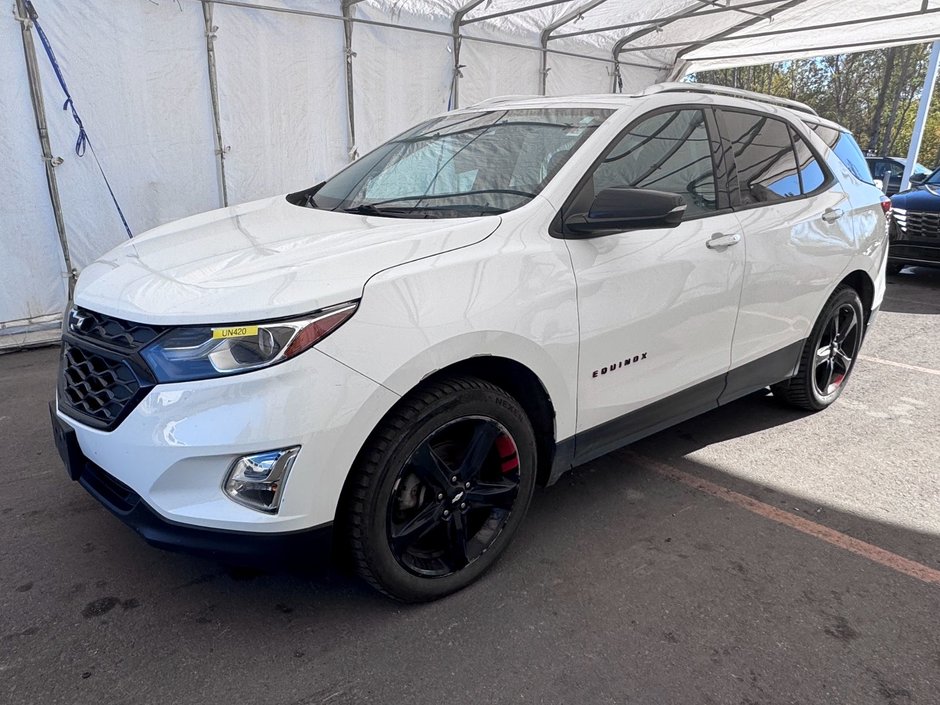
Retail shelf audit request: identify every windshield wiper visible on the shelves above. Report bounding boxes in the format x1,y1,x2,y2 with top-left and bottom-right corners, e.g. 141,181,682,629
367,188,537,207
343,202,507,218
343,204,425,218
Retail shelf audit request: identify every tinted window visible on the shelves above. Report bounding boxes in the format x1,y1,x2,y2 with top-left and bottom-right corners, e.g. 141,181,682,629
722,110,799,204
811,124,872,184
870,160,892,180
790,127,826,193
590,109,717,216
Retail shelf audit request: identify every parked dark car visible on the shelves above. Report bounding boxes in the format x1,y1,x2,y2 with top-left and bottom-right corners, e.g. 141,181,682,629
867,156,930,195
888,169,940,273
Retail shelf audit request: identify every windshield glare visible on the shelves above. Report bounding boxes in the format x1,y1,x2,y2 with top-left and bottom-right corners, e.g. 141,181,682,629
306,108,611,218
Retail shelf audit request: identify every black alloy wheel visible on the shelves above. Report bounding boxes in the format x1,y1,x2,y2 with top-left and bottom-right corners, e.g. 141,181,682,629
772,285,865,411
388,416,521,578
811,302,861,401
346,376,537,602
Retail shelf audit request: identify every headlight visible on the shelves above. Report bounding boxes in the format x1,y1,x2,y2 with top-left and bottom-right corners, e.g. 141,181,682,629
141,301,357,382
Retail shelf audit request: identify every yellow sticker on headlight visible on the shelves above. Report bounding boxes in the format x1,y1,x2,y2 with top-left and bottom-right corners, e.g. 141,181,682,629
211,325,259,339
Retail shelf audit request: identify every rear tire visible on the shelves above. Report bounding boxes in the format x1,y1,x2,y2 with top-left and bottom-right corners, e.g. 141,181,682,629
345,376,537,602
772,286,865,411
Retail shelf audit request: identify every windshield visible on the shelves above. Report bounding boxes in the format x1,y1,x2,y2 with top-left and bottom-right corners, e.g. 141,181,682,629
298,108,612,218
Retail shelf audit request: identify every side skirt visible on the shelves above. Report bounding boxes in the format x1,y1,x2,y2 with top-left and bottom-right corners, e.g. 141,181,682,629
547,339,805,484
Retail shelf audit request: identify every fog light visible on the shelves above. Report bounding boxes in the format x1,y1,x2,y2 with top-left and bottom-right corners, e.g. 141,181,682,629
224,447,299,513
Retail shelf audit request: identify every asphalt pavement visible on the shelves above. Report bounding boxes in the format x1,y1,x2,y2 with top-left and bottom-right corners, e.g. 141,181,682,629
2,268,939,705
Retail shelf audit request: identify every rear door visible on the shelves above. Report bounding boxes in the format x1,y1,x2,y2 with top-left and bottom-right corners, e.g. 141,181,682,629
562,107,745,460
715,108,858,398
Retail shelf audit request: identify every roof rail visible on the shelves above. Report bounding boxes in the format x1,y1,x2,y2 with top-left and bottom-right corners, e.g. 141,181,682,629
641,82,818,117
467,95,542,108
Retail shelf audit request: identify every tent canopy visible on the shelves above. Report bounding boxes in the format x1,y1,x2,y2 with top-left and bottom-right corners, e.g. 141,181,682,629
2,0,939,347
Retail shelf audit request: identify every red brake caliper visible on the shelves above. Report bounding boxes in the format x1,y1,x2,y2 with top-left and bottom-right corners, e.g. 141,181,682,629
495,434,519,474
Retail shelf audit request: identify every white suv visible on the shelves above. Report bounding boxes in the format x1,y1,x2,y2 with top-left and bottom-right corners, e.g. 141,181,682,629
51,84,887,601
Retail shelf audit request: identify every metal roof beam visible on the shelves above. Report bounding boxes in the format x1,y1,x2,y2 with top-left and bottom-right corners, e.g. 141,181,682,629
675,0,807,60
612,0,722,56
453,0,489,32
540,0,611,43
553,0,782,42
622,6,940,54
462,0,572,25
690,32,940,63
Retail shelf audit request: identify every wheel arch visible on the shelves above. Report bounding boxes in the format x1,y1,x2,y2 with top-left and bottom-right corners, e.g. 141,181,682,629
342,356,558,497
332,355,560,556
421,356,558,486
839,268,875,322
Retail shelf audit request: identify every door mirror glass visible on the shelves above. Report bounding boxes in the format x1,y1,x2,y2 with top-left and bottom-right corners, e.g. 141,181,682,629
565,187,686,236
910,172,927,184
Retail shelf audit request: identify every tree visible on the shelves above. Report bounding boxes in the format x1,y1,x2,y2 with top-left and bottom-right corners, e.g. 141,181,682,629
689,43,940,167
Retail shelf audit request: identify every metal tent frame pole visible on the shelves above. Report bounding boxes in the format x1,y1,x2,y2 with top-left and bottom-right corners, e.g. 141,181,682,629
451,1,488,110
202,1,229,207
903,40,940,191
610,0,717,91
14,0,75,296
540,0,612,95
342,0,364,161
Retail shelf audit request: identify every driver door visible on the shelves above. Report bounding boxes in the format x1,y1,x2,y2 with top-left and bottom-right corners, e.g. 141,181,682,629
562,107,745,462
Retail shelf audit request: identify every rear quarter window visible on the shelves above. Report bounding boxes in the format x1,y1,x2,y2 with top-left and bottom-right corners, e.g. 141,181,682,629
809,124,873,185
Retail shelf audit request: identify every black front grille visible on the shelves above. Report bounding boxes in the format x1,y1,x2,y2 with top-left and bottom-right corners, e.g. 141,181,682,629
68,307,164,351
894,210,940,239
61,343,142,426
58,308,161,431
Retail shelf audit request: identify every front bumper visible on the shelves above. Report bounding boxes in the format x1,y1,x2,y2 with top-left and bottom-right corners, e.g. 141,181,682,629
53,346,399,535
888,215,940,265
888,242,940,266
55,419,334,564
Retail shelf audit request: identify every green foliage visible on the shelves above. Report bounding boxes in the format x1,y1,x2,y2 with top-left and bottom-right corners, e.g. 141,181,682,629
689,45,940,167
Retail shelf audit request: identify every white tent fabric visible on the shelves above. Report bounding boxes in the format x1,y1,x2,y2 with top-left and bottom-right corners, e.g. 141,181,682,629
3,0,940,347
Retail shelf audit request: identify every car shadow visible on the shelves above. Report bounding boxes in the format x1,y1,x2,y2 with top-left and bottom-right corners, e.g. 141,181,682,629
884,266,940,314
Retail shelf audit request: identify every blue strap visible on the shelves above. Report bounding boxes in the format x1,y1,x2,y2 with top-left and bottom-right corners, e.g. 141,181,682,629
24,0,133,238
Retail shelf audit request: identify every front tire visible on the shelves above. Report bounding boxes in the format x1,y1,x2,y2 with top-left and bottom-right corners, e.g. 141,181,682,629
772,286,865,411
345,376,537,602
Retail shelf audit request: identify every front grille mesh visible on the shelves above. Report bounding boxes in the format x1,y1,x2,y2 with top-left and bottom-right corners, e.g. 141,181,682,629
59,308,160,430
894,210,940,239
61,343,142,426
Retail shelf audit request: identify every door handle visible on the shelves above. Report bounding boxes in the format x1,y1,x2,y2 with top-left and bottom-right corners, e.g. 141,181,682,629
822,207,844,223
706,232,741,249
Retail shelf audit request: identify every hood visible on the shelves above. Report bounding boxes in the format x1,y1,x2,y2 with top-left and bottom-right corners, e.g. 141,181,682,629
890,184,940,212
74,196,499,324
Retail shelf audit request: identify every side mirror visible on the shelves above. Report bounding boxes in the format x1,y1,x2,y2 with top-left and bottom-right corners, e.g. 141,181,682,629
565,187,687,237
873,178,885,193
910,173,927,184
